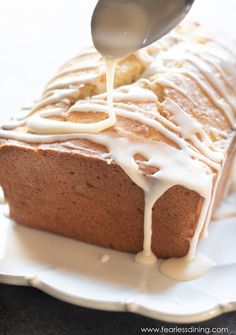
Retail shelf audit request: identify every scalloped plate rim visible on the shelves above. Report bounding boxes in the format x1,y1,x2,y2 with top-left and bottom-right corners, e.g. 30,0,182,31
1,271,236,323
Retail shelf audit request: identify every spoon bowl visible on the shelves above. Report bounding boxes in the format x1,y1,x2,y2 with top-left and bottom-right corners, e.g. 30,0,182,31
91,0,195,58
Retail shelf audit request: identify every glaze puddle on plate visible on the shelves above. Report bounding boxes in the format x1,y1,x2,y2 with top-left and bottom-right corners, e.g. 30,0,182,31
0,193,236,323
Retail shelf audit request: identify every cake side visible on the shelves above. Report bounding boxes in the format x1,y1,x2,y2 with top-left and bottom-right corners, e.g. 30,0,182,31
0,133,235,258
0,142,203,257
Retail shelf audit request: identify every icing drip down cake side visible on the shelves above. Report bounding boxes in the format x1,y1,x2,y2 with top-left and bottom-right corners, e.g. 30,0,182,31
0,22,235,261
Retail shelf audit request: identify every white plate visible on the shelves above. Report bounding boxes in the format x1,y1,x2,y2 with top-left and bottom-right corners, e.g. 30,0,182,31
0,193,236,323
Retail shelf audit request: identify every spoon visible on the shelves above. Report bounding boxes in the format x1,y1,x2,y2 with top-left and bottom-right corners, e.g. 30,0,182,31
91,0,195,58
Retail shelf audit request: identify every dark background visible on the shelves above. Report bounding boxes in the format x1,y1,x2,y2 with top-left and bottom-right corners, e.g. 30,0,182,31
0,284,235,335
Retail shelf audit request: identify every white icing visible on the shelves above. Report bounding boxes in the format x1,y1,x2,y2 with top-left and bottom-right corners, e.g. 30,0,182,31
100,254,110,263
162,98,224,164
46,73,105,92
185,57,236,127
27,111,116,134
145,38,236,128
155,77,197,106
2,118,27,130
0,187,4,204
135,251,157,265
188,55,236,111
27,59,117,135
2,204,9,219
170,68,235,127
95,84,157,103
160,254,215,281
24,88,221,170
49,62,104,82
31,89,80,114
104,57,117,125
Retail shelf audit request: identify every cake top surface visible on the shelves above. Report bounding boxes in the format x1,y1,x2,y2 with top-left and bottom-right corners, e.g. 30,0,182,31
1,22,235,146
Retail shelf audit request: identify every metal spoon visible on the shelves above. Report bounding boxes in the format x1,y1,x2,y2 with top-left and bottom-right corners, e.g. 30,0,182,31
91,0,195,58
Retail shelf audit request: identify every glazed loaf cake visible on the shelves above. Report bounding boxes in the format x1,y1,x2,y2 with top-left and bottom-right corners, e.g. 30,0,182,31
0,22,235,259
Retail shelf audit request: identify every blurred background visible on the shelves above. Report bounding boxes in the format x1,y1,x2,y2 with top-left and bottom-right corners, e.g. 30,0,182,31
0,0,235,122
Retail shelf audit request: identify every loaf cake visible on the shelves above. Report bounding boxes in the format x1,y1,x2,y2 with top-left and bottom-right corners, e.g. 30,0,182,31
0,22,235,261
